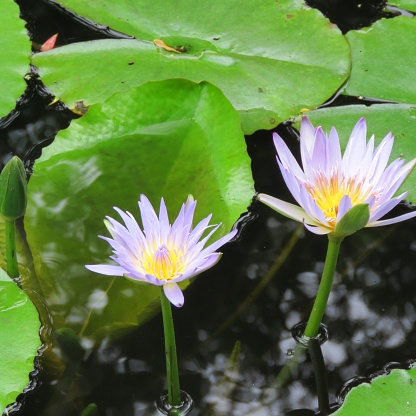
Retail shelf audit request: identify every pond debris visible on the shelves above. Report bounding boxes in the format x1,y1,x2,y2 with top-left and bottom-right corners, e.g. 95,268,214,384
153,39,182,53
40,33,58,51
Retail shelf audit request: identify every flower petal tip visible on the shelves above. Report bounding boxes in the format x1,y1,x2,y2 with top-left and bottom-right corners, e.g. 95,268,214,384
164,283,184,308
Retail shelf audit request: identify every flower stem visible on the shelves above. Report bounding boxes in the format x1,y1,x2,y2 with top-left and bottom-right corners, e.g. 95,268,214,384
160,288,181,407
303,235,343,339
5,219,19,278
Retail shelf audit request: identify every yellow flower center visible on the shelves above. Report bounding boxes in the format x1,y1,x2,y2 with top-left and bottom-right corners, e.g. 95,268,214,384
141,244,186,281
305,171,370,227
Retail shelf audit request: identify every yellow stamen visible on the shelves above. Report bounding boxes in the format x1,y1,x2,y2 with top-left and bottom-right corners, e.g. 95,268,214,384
305,171,371,227
141,244,186,281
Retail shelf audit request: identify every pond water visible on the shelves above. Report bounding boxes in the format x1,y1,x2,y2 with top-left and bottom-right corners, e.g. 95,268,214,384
4,0,416,415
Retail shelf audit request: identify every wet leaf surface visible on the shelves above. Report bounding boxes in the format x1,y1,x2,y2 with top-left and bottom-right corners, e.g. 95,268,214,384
345,16,416,103
0,1,31,118
387,0,416,12
332,367,416,415
0,267,41,413
31,0,350,133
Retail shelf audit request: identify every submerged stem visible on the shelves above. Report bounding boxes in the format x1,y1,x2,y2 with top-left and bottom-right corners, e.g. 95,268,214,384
303,235,342,339
308,338,330,414
5,219,19,278
160,288,181,407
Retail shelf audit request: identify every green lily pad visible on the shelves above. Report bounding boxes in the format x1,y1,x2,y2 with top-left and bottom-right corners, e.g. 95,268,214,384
24,79,253,342
32,0,350,134
344,17,416,103
387,0,416,12
0,267,41,413
332,367,416,416
295,104,416,204
0,1,31,118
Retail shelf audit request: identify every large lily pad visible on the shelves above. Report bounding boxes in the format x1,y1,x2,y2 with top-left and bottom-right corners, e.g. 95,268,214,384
32,0,350,134
294,105,416,204
344,16,416,103
0,267,41,413
0,0,31,118
332,367,416,416
24,79,253,342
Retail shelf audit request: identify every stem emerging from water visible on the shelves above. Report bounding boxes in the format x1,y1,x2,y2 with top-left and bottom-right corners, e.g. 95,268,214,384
303,235,343,338
5,219,19,278
160,288,181,407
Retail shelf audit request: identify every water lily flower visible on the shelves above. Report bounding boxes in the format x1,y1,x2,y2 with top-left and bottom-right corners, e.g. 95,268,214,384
86,194,237,307
258,117,416,237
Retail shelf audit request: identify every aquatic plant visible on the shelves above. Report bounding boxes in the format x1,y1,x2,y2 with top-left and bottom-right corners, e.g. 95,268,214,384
0,156,27,278
258,117,416,236
1,0,416,413
258,117,416,338
86,194,236,409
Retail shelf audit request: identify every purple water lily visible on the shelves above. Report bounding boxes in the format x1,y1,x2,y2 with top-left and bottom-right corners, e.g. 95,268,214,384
258,117,416,236
86,195,237,307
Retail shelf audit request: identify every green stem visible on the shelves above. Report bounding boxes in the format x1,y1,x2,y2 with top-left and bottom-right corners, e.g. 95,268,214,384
160,288,181,407
5,219,19,278
303,235,343,339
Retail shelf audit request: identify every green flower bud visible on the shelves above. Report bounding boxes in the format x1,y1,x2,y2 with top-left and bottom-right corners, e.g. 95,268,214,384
0,156,27,220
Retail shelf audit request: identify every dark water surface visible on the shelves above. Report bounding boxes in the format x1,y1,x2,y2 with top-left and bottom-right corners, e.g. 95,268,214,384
4,0,416,415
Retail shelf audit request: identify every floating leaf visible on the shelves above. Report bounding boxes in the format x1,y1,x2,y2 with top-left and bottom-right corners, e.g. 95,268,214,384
0,1,31,118
387,0,416,13
294,104,416,204
0,268,41,413
332,367,416,416
32,0,350,134
24,79,253,342
344,17,416,103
